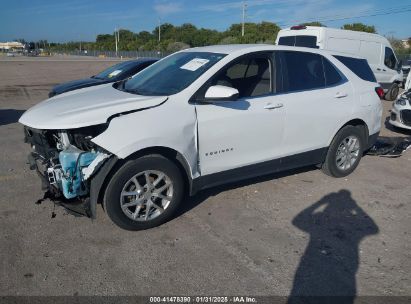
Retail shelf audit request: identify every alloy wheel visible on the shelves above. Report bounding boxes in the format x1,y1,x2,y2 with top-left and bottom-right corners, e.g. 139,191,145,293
335,135,361,171
120,170,174,221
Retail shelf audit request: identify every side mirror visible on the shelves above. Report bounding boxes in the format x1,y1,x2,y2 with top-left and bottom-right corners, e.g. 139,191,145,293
204,85,239,102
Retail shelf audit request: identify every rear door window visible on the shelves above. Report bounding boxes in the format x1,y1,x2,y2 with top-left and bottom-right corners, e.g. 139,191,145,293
278,35,318,48
296,36,318,48
334,55,376,82
278,36,295,46
278,51,325,92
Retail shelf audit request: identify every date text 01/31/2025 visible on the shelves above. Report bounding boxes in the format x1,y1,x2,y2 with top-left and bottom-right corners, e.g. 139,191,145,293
149,296,257,303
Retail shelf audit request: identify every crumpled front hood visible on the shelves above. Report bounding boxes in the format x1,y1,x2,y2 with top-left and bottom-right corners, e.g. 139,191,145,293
19,84,167,130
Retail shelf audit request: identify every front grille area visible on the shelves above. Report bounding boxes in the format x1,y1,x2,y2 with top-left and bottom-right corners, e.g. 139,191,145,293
400,109,411,127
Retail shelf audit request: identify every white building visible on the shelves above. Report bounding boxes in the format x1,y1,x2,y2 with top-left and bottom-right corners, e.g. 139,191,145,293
0,41,25,51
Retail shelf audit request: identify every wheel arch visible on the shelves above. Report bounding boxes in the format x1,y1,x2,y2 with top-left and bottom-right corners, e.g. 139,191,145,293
329,118,369,147
91,146,194,211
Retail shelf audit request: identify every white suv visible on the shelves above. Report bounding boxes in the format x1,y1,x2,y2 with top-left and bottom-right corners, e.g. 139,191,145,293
19,45,382,230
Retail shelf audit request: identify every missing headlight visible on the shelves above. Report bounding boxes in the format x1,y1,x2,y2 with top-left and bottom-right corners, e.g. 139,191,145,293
67,124,108,151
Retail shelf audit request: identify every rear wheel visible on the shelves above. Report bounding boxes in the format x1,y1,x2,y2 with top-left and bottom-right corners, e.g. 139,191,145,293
385,83,399,101
322,126,364,177
104,155,184,230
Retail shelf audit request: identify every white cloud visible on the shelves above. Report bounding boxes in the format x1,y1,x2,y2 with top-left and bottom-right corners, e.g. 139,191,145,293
260,0,375,27
154,2,183,16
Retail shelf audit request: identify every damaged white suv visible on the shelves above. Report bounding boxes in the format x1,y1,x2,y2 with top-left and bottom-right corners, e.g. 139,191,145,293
19,45,382,230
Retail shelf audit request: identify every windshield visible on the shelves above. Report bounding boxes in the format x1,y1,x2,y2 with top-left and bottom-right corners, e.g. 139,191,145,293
122,52,226,96
94,61,132,80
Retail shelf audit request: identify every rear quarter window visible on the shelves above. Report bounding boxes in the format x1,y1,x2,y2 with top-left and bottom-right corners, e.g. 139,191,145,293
334,55,377,83
322,58,343,86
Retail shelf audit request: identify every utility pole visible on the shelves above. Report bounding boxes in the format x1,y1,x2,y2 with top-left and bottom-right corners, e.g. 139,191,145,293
158,18,161,42
241,1,247,37
114,28,118,57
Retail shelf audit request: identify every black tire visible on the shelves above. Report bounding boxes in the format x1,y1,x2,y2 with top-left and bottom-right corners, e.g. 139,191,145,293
384,83,399,101
104,154,184,231
322,125,365,178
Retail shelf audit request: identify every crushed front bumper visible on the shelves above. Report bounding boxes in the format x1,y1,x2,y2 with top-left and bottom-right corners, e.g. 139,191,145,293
389,104,411,130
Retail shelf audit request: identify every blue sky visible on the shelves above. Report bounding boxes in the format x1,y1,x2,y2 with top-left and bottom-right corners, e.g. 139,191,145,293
0,0,410,42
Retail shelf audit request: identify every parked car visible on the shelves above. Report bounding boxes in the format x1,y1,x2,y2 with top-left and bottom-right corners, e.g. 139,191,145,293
276,26,403,101
48,58,157,97
406,68,411,91
389,75,411,130
19,44,382,230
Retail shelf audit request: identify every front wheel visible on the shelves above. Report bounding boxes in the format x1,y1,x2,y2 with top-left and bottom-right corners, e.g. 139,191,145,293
104,155,184,230
322,126,364,178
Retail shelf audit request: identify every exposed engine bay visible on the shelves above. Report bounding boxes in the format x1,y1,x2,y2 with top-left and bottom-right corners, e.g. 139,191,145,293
24,125,111,216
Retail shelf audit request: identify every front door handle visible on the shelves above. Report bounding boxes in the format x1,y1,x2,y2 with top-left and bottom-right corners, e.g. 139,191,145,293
335,92,348,99
264,103,283,110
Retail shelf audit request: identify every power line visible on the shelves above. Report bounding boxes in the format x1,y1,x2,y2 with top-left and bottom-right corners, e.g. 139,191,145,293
279,4,411,27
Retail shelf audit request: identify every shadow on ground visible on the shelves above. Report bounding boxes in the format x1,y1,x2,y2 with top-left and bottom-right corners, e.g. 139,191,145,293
287,189,379,304
0,109,25,126
176,165,317,218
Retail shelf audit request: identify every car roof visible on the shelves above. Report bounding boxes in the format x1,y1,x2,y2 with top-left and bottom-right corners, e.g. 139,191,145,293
185,44,270,54
182,44,362,59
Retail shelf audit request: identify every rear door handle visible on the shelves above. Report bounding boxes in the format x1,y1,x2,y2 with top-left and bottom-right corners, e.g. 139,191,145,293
264,103,283,110
335,92,348,99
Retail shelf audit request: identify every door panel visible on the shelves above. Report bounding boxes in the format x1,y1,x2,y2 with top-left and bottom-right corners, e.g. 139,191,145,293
277,50,355,156
196,95,285,175
281,81,354,155
378,46,398,85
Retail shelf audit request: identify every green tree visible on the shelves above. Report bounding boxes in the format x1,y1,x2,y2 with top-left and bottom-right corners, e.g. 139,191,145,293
167,41,190,52
387,36,404,52
342,23,376,33
44,21,282,52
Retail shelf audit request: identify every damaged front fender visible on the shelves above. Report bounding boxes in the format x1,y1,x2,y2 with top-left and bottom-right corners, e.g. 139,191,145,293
89,156,119,219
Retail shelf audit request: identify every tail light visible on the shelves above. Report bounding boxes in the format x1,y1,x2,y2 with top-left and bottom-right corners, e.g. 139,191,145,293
375,87,384,99
290,25,307,30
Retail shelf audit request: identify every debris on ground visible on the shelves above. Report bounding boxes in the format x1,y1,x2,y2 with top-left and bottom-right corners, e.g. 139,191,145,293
367,137,411,158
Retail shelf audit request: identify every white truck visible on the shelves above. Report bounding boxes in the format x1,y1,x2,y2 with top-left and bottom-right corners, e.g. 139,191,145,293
276,25,403,100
